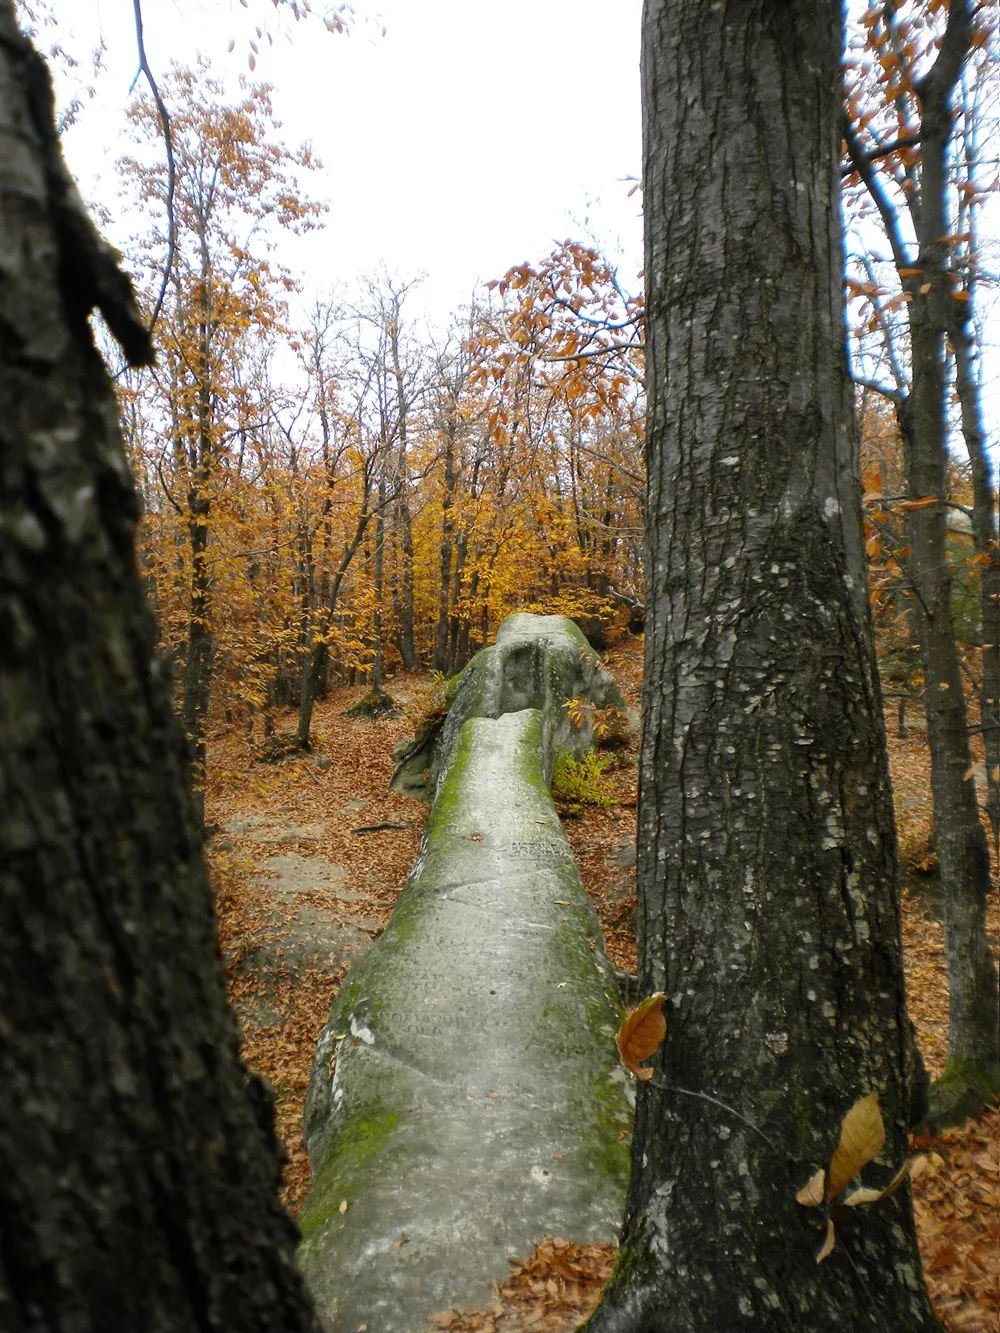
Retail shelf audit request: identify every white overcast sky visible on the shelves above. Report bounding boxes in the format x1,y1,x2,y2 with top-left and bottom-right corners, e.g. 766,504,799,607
29,0,998,442
45,0,644,330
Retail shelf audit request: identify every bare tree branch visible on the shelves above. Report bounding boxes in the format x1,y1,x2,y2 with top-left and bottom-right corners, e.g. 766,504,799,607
131,0,175,338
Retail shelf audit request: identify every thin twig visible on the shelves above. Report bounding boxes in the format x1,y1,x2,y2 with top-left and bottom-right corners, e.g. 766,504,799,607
650,1078,782,1153
131,0,175,337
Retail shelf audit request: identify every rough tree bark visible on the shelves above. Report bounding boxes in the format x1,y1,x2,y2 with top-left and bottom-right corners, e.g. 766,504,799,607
0,13,317,1330
588,3,939,1330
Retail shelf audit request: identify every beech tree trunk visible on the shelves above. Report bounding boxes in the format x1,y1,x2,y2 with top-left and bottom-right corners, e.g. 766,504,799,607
0,14,317,1330
954,314,1000,851
844,0,999,1109
589,3,938,1330
901,0,999,1102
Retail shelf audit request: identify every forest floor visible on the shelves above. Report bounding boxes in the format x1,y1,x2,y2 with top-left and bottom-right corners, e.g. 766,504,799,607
207,636,999,1333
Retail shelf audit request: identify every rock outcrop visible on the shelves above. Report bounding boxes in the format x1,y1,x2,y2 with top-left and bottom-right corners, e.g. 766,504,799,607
299,616,631,1332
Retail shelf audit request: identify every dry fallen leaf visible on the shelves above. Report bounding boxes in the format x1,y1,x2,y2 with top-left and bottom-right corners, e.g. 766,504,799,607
615,992,666,1080
827,1093,885,1201
338,1199,348,1215
795,1167,826,1208
817,1217,837,1264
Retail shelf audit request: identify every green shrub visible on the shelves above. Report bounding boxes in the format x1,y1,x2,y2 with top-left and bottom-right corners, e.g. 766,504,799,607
551,748,616,811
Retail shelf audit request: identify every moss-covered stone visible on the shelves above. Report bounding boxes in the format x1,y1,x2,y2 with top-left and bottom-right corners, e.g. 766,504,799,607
300,697,631,1332
925,1058,1000,1130
390,612,624,800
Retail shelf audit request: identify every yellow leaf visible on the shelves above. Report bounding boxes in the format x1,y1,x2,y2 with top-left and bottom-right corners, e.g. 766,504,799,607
795,1167,826,1207
338,1199,348,1214
842,1185,886,1206
963,766,976,781
909,1152,944,1181
615,992,666,1080
826,1094,885,1201
876,1158,912,1200
816,1218,837,1263
843,1157,911,1206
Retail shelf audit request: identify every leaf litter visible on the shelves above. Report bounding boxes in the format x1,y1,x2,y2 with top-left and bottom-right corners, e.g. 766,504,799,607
207,641,999,1333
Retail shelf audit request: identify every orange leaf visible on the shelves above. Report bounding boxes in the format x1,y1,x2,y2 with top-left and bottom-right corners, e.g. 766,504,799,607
616,992,666,1080
827,1094,885,1201
897,495,938,512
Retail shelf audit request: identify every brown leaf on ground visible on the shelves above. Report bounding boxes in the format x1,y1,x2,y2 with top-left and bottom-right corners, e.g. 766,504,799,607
429,1236,617,1332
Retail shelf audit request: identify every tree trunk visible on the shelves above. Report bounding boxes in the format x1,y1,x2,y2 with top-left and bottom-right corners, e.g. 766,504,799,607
372,472,387,693
0,14,317,1330
296,503,374,749
434,415,458,673
180,235,216,825
447,525,470,673
389,317,418,669
905,13,1000,1097
952,312,1000,852
589,3,938,1329
843,0,999,1110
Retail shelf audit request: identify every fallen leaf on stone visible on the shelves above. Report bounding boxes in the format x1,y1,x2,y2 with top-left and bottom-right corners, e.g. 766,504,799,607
394,1234,409,1247
615,992,666,1080
338,1199,348,1214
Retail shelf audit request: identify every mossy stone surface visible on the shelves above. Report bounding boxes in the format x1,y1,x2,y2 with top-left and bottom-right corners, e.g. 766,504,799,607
391,612,624,800
299,707,631,1332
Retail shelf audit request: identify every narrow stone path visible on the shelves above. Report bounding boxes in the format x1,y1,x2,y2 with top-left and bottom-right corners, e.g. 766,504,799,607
298,616,633,1333
299,710,632,1332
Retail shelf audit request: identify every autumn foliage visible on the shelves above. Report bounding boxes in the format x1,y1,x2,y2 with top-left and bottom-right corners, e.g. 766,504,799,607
116,71,645,758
